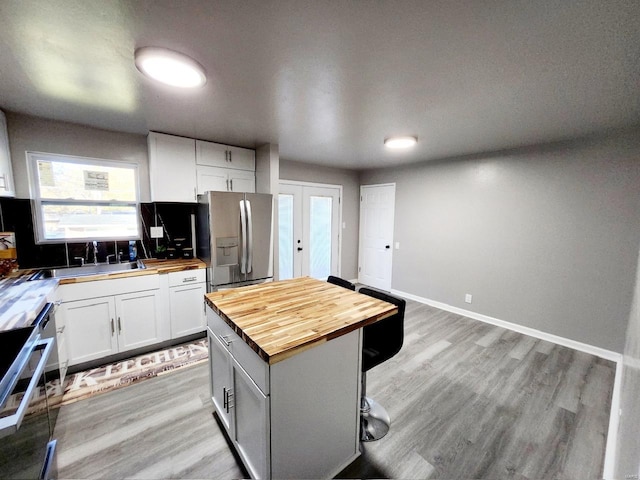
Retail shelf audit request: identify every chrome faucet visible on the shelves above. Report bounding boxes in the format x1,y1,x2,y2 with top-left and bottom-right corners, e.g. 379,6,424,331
106,254,117,264
92,241,98,265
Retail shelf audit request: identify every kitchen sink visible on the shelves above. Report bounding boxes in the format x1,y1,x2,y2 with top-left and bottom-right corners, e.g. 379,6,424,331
41,261,143,279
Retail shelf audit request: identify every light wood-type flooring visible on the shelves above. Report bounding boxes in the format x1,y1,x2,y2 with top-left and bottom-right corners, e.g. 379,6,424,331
55,299,616,479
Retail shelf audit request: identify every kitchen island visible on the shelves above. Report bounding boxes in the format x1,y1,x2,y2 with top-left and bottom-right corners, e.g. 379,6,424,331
204,277,397,479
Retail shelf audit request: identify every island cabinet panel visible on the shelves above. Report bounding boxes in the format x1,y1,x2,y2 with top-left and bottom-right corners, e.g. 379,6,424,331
208,330,233,433
232,355,270,480
269,330,361,479
206,306,361,480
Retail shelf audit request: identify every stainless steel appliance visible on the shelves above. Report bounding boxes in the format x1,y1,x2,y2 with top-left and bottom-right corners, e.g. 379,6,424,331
196,191,273,290
0,303,58,479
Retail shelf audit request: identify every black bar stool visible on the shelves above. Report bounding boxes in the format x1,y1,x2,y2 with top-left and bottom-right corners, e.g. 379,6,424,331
358,288,405,441
327,275,356,291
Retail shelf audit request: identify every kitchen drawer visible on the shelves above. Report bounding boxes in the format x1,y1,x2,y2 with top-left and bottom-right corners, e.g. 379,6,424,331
168,269,205,287
207,308,269,394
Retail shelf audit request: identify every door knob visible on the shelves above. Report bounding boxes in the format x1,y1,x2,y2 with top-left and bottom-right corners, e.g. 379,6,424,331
385,245,390,249
297,247,303,251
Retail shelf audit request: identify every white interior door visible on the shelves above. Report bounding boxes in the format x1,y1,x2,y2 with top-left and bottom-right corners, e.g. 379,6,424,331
359,184,395,291
278,182,341,280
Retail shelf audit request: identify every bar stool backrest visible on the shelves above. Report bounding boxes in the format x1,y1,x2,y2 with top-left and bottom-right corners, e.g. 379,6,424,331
358,288,405,372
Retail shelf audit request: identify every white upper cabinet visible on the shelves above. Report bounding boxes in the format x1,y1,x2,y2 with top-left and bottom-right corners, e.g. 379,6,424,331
148,133,256,202
197,166,255,194
196,140,255,172
0,110,15,197
148,132,197,202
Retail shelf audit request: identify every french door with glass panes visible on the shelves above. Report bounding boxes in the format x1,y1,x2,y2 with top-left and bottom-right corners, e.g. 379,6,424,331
278,181,341,280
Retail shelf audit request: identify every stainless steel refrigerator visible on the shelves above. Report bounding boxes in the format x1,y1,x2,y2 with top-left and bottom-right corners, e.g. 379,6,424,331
196,191,273,290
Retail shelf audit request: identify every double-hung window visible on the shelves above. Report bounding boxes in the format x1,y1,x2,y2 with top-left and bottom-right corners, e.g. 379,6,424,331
28,152,140,243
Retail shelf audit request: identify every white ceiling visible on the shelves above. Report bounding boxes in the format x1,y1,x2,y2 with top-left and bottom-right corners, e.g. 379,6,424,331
0,0,638,170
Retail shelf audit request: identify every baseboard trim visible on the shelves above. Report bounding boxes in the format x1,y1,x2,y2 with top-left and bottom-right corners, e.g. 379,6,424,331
390,288,622,479
391,288,621,362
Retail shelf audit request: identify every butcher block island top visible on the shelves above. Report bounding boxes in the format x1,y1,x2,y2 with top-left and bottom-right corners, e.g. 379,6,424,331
204,276,398,364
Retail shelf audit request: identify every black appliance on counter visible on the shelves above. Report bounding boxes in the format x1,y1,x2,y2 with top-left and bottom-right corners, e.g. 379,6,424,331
0,302,58,479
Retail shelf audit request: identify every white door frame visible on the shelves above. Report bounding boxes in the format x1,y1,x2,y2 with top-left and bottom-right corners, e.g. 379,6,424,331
278,180,343,279
358,183,396,291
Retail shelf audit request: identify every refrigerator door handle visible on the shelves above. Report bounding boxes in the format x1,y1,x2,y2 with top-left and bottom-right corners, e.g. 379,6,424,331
239,200,247,274
246,199,253,273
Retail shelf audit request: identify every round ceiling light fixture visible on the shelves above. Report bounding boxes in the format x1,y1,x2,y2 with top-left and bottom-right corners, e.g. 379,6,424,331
384,135,418,149
134,47,207,88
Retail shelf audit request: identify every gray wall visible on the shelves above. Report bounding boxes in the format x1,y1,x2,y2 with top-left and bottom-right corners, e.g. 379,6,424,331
6,112,149,200
615,246,640,477
279,159,360,280
360,130,640,352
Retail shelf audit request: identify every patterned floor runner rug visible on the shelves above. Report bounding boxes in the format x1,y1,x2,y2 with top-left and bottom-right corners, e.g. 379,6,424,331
0,338,209,416
54,338,209,406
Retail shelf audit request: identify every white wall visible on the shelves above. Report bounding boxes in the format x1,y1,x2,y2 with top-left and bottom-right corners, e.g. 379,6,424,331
360,130,640,352
279,159,360,280
615,245,640,477
6,111,149,200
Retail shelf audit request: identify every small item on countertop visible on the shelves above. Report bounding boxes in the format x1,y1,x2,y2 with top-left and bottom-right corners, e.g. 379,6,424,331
173,238,186,249
0,259,18,277
0,232,18,277
166,247,177,259
0,232,17,258
181,247,193,259
128,240,137,261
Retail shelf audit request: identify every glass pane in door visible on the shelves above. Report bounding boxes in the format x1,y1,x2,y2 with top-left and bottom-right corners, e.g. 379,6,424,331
278,194,294,280
309,196,332,279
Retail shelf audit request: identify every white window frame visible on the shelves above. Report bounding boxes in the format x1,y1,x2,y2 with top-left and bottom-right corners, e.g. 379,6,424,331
27,151,141,244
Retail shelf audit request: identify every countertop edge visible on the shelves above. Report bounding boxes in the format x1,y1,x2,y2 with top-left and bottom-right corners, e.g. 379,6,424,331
57,259,206,284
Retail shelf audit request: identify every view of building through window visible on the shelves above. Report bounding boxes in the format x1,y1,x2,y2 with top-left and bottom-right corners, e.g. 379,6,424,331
29,153,140,242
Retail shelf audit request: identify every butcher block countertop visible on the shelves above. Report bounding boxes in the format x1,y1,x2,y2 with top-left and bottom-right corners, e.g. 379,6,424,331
57,258,205,284
205,277,398,364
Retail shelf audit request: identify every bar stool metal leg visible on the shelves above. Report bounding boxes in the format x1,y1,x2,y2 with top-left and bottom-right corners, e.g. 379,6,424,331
360,372,390,442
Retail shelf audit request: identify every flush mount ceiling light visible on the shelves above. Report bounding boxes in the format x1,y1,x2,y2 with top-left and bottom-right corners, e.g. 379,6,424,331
384,136,418,149
134,47,207,88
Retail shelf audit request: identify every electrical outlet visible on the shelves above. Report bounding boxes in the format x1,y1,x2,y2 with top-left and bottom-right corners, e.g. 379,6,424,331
150,226,164,239
465,294,473,304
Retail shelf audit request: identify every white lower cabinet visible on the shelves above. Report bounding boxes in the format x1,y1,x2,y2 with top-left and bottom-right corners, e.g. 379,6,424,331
57,275,166,367
207,307,360,480
63,296,118,364
168,270,206,338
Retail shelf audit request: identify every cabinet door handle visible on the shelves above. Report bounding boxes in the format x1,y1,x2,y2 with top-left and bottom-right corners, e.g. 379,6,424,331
228,151,232,162
223,387,227,410
226,178,229,191
118,317,122,333
219,335,232,347
111,318,115,335
229,179,233,191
